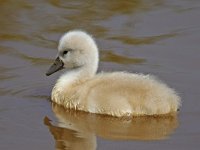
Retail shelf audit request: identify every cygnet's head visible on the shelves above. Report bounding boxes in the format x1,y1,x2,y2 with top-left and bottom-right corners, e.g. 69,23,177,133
46,30,99,76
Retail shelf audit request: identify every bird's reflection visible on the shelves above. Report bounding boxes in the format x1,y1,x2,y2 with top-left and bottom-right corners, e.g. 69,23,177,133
44,103,179,150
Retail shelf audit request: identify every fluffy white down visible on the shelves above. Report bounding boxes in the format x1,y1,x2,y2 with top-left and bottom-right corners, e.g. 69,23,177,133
49,30,181,117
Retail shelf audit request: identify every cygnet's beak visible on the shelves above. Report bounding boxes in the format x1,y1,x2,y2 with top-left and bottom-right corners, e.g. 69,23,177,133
46,57,64,76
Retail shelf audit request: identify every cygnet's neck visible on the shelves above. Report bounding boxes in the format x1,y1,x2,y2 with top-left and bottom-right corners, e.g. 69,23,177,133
56,62,98,90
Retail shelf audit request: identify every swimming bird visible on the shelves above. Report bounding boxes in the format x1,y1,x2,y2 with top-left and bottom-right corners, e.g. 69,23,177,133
46,30,181,117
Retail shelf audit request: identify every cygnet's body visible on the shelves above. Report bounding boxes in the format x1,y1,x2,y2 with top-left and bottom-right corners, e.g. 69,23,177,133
46,30,181,117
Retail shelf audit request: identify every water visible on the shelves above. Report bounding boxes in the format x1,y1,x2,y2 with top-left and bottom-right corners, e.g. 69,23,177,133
0,0,200,149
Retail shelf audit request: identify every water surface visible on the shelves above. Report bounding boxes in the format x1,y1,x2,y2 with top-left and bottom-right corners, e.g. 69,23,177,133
0,0,200,149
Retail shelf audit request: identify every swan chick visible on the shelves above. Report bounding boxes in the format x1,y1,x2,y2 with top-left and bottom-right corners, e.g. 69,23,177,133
46,30,181,117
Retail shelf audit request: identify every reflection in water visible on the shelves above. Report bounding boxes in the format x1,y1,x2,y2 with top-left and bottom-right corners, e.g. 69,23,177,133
44,103,178,150
49,0,143,13
44,117,96,150
17,53,52,66
101,50,145,64
108,33,178,45
0,66,16,81
46,0,147,35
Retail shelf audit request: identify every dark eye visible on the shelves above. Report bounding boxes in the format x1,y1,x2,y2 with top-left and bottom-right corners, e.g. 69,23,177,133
63,50,68,55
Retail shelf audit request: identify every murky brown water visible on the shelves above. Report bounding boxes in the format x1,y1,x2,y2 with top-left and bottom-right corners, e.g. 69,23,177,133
0,0,200,149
